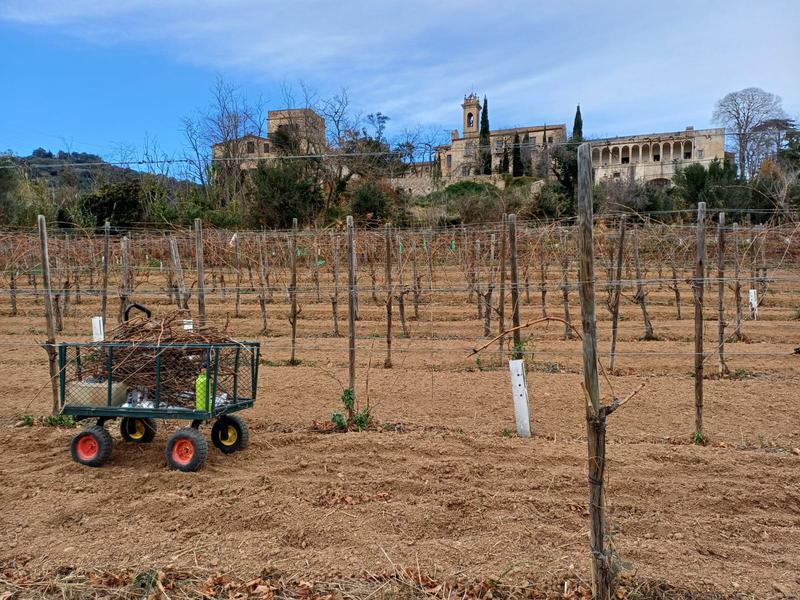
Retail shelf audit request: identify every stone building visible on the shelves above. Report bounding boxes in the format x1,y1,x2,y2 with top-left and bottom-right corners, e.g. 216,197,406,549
590,127,727,186
437,93,567,178
211,108,326,170
390,93,567,196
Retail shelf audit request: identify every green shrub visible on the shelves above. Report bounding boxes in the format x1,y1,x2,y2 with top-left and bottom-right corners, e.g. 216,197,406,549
40,415,75,428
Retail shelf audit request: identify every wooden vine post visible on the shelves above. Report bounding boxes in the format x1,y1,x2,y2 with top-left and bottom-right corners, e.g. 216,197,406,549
694,201,707,440
632,225,655,340
508,214,522,355
37,215,60,415
732,223,743,340
289,218,299,365
483,233,496,338
608,217,626,372
330,232,341,336
498,215,507,361
717,213,728,376
169,237,188,310
577,144,616,600
346,216,357,395
397,233,409,337
411,243,421,320
234,233,242,318
474,239,482,319
538,239,548,317
559,227,573,340
62,234,71,318
101,221,110,324
384,222,393,369
195,219,206,327
9,267,17,316
119,236,131,323
256,234,269,335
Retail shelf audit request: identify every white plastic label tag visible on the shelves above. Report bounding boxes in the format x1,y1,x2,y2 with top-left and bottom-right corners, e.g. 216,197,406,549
92,316,104,342
748,289,758,319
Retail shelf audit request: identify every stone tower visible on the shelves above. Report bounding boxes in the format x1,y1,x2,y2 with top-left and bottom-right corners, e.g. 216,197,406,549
462,93,481,138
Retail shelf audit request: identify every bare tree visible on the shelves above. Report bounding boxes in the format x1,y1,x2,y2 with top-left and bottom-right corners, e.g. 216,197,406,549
198,75,267,209
181,115,211,204
757,160,799,222
713,87,787,179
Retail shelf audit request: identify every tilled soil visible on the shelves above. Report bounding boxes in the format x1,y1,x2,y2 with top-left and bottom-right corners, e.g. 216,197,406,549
1,281,800,598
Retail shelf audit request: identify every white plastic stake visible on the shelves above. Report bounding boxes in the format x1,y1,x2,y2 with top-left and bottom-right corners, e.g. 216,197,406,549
748,289,758,319
183,319,194,331
508,359,531,437
91,316,104,342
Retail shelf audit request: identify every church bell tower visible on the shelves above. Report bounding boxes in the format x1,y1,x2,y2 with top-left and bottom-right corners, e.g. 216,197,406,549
462,93,481,137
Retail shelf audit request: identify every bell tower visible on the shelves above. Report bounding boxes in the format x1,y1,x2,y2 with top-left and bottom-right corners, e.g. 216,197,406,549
462,93,481,137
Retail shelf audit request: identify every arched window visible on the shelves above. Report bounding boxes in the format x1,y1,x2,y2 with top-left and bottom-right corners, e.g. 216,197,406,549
673,142,682,160
592,148,600,164
621,146,630,164
467,113,475,128
631,145,640,163
601,148,610,165
641,144,650,162
662,143,671,162
652,143,661,162
683,141,692,160
611,147,620,164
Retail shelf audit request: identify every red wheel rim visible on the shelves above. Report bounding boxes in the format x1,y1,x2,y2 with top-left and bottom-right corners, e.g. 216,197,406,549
76,434,99,461
171,438,195,465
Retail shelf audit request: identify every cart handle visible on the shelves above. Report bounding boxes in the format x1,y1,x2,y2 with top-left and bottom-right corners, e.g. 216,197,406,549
124,303,152,322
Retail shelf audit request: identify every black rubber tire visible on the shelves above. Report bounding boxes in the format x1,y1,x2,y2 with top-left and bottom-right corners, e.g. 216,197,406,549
211,415,250,454
70,425,113,467
120,417,157,443
165,428,208,472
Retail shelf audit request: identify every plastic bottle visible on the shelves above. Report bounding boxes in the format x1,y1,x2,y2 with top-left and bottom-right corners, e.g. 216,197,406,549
195,370,208,412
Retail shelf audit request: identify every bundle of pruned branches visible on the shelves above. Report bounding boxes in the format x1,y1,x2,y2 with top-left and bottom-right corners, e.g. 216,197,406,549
80,311,239,408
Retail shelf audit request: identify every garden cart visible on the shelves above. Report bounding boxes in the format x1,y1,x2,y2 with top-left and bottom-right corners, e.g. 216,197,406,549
57,306,260,472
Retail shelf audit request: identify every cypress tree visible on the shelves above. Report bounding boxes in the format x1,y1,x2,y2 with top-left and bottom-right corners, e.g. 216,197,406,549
500,147,509,173
521,131,532,176
572,105,583,141
479,96,491,175
512,132,523,177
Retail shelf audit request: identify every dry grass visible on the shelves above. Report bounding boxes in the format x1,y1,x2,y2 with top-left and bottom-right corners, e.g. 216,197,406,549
0,560,757,600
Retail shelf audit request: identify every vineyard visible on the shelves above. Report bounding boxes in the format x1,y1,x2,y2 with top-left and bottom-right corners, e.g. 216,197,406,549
1,209,800,597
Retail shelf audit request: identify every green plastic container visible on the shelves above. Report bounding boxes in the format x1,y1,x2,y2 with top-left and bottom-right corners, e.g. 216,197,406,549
195,371,208,411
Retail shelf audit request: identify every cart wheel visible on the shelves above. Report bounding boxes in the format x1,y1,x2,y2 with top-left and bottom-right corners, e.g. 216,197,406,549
70,425,113,467
166,428,208,472
120,417,157,443
211,415,250,454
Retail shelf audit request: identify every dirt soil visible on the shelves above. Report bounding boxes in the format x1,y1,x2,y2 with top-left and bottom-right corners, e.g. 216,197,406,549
1,275,800,599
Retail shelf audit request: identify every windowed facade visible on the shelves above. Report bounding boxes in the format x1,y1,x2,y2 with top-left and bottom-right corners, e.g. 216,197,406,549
588,129,723,186
246,141,255,154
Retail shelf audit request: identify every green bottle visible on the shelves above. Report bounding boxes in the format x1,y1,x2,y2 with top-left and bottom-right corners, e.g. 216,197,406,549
195,370,208,412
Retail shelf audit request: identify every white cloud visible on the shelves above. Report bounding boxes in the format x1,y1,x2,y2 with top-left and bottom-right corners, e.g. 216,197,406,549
2,0,798,137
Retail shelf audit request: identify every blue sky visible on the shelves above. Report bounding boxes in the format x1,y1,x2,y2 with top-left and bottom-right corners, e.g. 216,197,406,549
1,0,798,161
